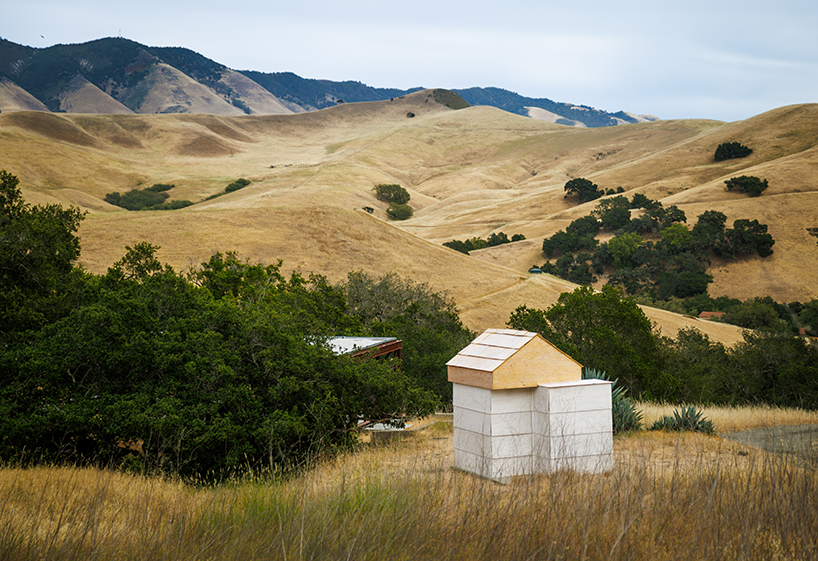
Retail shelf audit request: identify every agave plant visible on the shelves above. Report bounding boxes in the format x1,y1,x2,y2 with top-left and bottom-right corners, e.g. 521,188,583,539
649,405,715,434
582,367,643,434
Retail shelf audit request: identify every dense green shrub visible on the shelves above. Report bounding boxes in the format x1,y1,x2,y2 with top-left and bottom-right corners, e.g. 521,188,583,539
725,175,768,196
374,184,410,204
1,171,458,477
105,183,193,211
564,178,604,203
714,141,752,161
342,271,475,401
225,178,251,193
386,203,413,220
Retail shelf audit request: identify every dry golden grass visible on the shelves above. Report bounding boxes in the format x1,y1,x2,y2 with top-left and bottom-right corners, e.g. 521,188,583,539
2,405,817,560
638,402,818,433
2,95,817,341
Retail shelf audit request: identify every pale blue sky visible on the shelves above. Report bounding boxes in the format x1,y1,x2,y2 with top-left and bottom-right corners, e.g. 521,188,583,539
5,0,817,121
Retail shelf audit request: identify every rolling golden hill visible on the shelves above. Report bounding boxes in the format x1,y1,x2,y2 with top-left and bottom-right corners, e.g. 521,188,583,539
2,90,816,345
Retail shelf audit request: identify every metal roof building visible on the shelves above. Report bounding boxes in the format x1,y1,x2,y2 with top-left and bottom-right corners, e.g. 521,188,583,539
327,336,402,360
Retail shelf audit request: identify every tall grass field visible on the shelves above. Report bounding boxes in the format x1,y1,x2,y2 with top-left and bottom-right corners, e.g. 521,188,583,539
1,405,817,560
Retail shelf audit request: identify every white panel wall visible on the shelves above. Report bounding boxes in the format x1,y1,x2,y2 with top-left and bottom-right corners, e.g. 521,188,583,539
453,385,534,480
534,380,613,474
452,379,613,480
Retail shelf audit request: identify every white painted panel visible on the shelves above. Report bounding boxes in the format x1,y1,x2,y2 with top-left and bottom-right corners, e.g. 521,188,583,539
491,433,532,459
545,381,612,413
455,449,490,479
492,455,533,478
533,385,551,416
454,407,490,435
466,345,518,361
490,388,533,414
547,409,612,436
491,411,532,436
479,332,534,350
446,354,504,372
454,427,489,456
545,432,613,460
453,384,491,413
552,453,613,474
532,410,548,435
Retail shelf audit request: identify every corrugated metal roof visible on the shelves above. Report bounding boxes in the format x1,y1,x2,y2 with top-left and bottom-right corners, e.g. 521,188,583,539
446,328,538,372
328,337,397,356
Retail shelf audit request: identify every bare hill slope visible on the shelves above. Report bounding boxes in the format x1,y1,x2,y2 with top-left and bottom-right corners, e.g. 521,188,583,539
2,92,816,344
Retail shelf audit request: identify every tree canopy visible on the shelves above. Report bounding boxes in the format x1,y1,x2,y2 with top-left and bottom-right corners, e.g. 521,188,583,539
724,175,769,197
0,171,465,478
714,141,752,161
507,285,665,397
373,183,411,205
564,178,604,203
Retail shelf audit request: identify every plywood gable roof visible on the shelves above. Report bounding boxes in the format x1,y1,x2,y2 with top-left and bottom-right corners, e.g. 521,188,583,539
447,328,583,389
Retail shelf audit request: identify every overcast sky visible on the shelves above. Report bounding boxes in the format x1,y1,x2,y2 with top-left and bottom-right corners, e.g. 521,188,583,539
5,0,817,122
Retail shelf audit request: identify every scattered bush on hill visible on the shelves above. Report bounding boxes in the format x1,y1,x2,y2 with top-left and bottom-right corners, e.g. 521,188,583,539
431,89,471,110
204,178,253,201
105,183,194,211
724,175,768,196
444,232,526,255
386,203,413,220
225,178,251,193
374,183,410,205
564,177,604,203
374,184,413,220
714,141,753,161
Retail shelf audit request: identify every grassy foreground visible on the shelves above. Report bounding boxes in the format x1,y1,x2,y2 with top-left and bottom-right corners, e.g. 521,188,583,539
1,406,817,560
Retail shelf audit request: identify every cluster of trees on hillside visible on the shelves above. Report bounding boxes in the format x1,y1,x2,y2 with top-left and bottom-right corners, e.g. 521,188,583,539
538,194,775,299
508,285,818,407
107,178,252,210
374,183,413,220
204,178,252,201
443,232,526,255
1,171,471,478
563,178,625,204
105,183,194,211
632,293,818,336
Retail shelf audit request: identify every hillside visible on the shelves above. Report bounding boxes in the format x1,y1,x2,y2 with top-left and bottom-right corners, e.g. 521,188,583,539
2,91,817,345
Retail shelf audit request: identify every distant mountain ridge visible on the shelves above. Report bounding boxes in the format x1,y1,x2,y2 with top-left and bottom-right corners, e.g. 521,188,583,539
0,36,658,127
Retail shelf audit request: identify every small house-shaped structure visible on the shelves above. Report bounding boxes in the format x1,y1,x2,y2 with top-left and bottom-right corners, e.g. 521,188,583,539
448,329,613,482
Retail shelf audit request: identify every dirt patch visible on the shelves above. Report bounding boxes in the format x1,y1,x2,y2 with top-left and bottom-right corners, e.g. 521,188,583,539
723,425,818,463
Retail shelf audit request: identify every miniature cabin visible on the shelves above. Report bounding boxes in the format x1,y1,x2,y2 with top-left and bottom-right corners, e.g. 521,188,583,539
447,328,613,482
